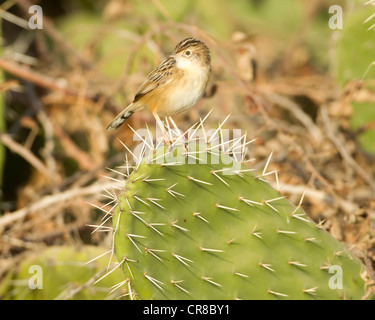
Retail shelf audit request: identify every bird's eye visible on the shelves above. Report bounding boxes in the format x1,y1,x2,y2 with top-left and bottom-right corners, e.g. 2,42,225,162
185,50,191,56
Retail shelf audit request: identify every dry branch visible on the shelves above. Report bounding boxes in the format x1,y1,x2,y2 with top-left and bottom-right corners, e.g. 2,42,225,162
0,180,123,231
0,58,93,99
320,106,375,192
264,92,323,142
0,133,50,178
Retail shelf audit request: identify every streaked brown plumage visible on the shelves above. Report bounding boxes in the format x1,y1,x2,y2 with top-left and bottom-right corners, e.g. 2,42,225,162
106,37,211,131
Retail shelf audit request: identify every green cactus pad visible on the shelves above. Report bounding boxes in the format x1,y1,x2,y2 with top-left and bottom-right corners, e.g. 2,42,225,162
0,246,126,300
112,142,368,299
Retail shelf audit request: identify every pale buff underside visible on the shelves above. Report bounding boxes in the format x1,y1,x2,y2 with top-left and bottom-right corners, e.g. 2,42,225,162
132,61,210,116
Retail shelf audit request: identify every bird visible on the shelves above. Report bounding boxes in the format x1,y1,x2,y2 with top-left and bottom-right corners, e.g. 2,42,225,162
106,37,211,138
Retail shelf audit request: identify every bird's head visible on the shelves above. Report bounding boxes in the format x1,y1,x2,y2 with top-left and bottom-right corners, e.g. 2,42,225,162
169,37,211,69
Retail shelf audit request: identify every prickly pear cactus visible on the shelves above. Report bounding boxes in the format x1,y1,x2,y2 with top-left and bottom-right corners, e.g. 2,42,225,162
0,246,126,300
112,139,368,300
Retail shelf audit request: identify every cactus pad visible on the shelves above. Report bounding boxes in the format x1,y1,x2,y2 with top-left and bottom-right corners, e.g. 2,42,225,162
0,246,126,300
112,137,368,300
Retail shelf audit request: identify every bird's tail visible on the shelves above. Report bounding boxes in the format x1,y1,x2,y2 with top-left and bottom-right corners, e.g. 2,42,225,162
106,104,136,131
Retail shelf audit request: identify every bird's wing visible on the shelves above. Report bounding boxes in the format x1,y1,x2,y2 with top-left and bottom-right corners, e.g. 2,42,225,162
133,57,176,102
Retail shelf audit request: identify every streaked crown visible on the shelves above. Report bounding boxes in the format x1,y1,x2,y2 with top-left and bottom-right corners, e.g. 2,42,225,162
173,37,211,66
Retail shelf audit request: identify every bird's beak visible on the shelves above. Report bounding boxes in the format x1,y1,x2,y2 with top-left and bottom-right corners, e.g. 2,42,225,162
168,54,177,59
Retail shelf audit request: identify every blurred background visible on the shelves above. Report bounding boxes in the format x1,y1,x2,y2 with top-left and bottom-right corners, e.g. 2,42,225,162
0,0,374,299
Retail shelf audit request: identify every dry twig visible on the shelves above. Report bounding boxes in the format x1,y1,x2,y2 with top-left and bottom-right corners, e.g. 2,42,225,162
0,133,50,178
320,106,375,192
0,180,123,231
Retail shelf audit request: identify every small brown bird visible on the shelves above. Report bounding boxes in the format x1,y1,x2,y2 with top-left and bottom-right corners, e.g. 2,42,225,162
106,37,211,133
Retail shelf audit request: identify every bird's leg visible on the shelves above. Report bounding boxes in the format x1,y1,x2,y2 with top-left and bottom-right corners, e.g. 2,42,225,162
164,117,173,141
168,116,180,134
152,111,170,145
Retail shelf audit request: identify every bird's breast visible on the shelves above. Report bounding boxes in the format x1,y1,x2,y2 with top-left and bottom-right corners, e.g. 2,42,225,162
161,65,210,116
